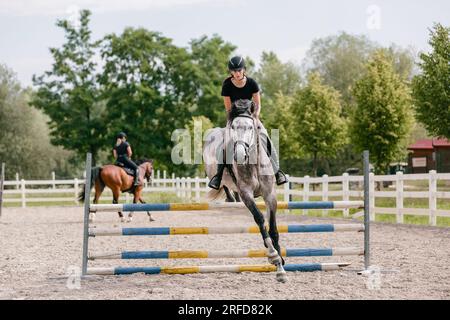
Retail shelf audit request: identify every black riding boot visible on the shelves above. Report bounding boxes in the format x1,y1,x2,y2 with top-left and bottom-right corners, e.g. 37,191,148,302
262,133,288,186
275,170,288,185
208,163,226,190
133,168,140,186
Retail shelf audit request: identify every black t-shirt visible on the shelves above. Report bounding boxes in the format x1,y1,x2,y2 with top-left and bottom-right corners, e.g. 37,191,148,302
221,77,260,102
113,141,130,157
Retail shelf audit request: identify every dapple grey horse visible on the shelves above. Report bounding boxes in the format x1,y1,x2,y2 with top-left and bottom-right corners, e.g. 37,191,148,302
203,100,287,283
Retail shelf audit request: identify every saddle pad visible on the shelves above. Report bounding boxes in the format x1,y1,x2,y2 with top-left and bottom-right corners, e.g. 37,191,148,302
114,163,135,177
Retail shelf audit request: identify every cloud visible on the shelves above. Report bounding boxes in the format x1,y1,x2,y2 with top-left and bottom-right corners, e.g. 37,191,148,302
0,0,241,16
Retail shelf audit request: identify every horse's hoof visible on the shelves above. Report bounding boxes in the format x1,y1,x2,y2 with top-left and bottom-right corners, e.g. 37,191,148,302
120,217,126,223
276,271,288,283
149,216,155,222
127,217,133,223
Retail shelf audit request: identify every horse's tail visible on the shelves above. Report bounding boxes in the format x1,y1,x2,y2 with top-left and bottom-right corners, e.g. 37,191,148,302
205,187,226,201
78,167,104,203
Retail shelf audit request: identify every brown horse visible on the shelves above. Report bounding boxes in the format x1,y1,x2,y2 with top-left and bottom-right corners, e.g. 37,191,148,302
79,159,155,223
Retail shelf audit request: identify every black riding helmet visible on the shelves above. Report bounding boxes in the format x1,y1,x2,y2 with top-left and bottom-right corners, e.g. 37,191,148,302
117,132,127,139
228,56,245,71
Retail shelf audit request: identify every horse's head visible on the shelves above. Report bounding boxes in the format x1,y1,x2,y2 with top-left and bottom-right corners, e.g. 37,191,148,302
230,116,256,165
137,159,154,182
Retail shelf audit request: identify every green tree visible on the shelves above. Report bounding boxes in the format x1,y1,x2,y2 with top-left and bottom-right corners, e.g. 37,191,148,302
31,10,107,165
412,23,450,139
303,32,376,108
99,27,199,174
350,50,413,173
254,51,302,108
254,52,301,128
384,44,417,81
0,64,76,179
304,32,416,110
250,52,303,166
291,72,347,176
189,35,236,127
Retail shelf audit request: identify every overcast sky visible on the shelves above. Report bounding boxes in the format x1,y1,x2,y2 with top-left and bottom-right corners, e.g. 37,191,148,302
1,0,448,86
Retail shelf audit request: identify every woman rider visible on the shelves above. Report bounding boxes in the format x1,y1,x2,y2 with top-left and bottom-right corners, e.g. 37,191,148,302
113,132,140,187
208,56,288,189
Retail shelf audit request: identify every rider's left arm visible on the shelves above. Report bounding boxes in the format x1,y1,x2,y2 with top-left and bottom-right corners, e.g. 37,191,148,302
252,92,261,118
127,146,133,158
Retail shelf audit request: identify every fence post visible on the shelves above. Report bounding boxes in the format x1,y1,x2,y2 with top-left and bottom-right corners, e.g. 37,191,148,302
172,173,175,190
363,150,371,270
342,172,349,217
322,174,329,216
396,171,404,224
0,163,4,218
176,177,181,198
282,175,291,214
16,173,19,190
187,177,192,202
283,174,290,201
74,178,79,204
369,172,375,221
81,153,92,276
163,170,167,188
52,171,56,189
195,177,200,202
157,170,160,187
429,170,437,226
21,179,26,208
181,177,186,201
303,176,310,215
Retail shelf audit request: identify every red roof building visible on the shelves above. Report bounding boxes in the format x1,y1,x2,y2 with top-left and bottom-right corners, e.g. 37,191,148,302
407,138,450,173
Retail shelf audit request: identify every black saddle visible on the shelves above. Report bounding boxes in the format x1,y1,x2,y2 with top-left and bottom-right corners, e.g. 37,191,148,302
228,99,255,121
114,162,135,177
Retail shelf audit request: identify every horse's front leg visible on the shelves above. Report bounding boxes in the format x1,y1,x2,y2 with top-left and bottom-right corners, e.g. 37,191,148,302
265,192,285,266
239,190,269,243
239,190,287,283
127,189,140,223
139,197,155,222
125,196,136,223
266,198,287,283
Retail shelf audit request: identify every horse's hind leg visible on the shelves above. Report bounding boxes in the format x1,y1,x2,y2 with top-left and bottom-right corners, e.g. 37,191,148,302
89,180,103,223
112,188,125,222
223,186,235,202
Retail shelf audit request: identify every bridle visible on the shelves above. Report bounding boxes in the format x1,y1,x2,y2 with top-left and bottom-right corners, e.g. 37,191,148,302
231,115,257,164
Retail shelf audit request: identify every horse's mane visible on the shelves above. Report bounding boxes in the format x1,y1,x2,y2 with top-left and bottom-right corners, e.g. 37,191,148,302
136,158,153,165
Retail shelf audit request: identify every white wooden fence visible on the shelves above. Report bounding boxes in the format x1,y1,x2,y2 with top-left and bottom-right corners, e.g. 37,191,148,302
2,170,450,226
